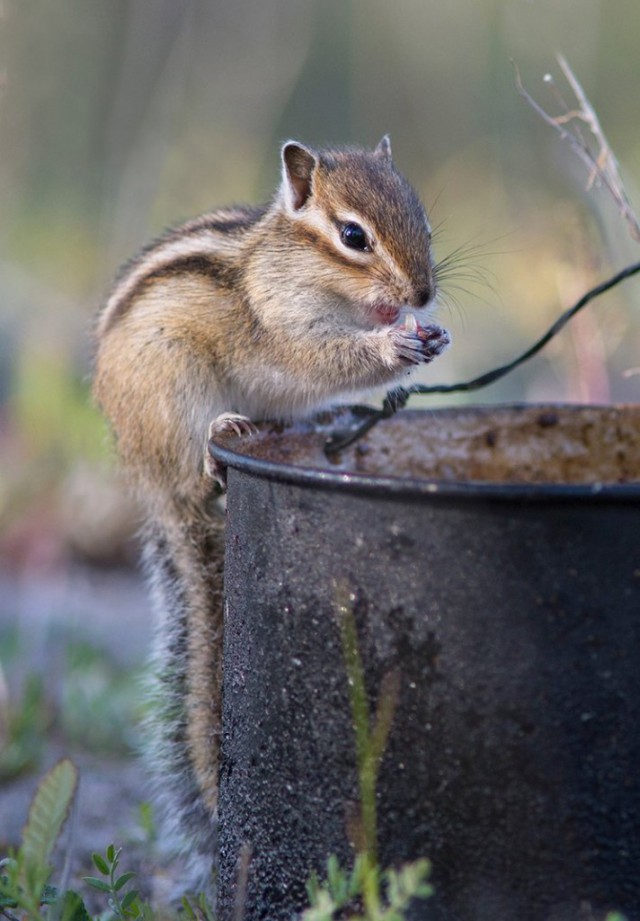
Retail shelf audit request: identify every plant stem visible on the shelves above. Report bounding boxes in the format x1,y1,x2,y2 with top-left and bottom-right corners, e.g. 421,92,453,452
336,586,401,918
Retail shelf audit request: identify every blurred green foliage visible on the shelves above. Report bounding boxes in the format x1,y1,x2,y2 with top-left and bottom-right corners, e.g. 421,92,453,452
0,669,49,782
1,0,639,531
0,624,147,780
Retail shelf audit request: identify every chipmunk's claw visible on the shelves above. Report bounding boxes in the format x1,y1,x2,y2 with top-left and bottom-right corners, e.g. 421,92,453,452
205,412,257,488
393,318,451,366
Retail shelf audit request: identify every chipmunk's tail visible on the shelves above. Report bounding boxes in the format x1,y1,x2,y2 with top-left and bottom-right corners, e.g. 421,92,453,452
142,500,226,895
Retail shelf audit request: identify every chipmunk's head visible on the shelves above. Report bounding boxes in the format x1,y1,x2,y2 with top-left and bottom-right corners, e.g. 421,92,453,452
278,136,435,326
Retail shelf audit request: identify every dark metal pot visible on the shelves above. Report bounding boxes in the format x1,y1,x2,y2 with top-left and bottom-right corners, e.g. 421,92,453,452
210,404,640,921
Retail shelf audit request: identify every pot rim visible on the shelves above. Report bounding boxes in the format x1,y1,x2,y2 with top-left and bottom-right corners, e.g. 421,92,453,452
209,403,640,503
212,442,640,502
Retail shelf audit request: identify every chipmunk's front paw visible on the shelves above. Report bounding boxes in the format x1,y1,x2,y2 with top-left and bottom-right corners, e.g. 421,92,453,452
392,314,451,366
204,412,257,488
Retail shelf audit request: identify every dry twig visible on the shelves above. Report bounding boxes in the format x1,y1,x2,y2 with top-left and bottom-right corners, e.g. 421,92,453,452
514,54,640,243
324,258,640,455
323,58,640,455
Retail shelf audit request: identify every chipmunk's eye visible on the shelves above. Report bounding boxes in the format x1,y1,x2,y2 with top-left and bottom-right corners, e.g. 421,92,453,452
340,222,369,252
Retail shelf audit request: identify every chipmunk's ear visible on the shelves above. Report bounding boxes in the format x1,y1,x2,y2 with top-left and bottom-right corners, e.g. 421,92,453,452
281,141,318,211
374,134,392,161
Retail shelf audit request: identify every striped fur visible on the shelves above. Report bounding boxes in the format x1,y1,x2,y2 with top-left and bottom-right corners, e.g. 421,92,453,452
93,139,450,891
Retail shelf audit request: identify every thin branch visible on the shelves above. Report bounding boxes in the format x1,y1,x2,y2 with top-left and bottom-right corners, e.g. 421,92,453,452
514,56,640,243
324,60,640,456
324,259,640,455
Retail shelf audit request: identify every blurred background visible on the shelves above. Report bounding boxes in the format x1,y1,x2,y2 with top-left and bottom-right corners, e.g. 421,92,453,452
1,0,639,872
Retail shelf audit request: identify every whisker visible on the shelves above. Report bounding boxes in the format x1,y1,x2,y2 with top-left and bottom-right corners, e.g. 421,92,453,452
437,289,468,326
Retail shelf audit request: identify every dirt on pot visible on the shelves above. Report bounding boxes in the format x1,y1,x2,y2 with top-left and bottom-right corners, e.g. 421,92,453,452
217,403,640,486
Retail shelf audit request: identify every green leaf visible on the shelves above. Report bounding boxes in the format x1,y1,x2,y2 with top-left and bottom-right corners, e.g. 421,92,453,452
326,854,349,904
0,865,17,900
106,844,116,863
21,759,78,879
41,883,60,905
82,876,112,893
350,853,367,897
301,889,337,921
91,852,110,876
415,882,434,898
305,871,320,906
114,871,136,892
370,670,400,774
59,889,92,921
386,869,400,907
120,889,139,911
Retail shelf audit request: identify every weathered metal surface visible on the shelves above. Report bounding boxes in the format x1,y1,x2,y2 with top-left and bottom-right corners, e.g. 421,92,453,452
212,405,640,921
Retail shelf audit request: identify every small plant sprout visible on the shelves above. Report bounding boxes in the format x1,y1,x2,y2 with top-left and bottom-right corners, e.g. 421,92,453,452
302,587,433,920
0,759,78,921
83,844,146,920
0,761,154,921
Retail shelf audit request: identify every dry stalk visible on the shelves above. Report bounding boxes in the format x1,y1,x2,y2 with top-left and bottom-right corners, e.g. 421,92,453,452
232,843,252,921
514,54,640,243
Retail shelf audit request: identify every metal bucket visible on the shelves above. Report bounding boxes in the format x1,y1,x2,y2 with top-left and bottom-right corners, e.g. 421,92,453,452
210,404,640,921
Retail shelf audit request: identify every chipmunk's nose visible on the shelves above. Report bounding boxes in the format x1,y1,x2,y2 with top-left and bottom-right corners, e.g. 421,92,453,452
412,282,434,309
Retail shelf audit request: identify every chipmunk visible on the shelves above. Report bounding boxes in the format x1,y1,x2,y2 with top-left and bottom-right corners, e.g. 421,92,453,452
93,136,450,888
